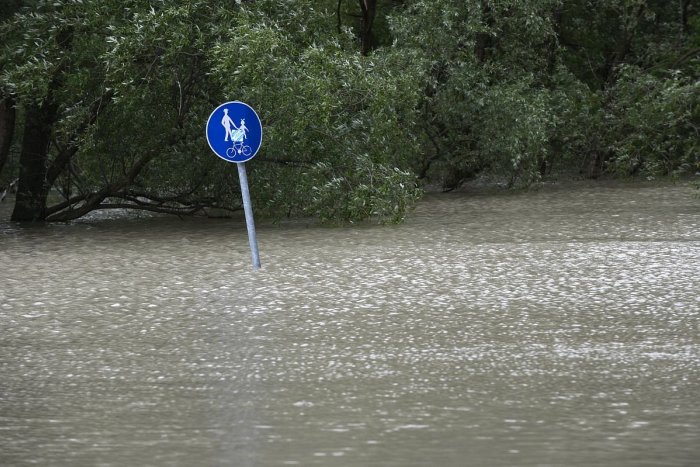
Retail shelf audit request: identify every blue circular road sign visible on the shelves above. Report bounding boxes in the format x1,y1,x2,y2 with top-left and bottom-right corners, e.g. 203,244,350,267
206,101,262,163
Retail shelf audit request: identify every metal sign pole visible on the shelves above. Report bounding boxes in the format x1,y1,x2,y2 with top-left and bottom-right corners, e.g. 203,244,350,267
237,162,261,270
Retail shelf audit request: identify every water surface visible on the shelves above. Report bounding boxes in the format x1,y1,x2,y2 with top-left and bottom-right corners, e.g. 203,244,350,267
1,181,699,466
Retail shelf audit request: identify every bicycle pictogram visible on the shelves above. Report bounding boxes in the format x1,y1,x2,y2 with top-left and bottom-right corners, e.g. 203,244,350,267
221,108,251,158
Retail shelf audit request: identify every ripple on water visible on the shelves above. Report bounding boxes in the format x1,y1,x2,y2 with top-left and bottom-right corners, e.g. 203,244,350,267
1,182,699,466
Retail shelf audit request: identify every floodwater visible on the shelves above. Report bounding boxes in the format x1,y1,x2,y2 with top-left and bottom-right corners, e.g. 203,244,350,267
1,181,698,466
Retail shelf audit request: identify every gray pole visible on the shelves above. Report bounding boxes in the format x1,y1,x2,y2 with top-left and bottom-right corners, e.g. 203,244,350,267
237,162,261,270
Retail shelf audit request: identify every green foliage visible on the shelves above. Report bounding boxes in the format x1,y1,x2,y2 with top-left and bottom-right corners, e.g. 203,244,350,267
546,67,605,175
476,79,554,186
391,0,698,188
390,0,562,188
307,159,421,224
1,0,697,223
603,66,698,177
210,4,424,222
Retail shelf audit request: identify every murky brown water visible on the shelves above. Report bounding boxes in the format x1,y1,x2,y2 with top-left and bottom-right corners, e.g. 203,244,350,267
1,181,699,466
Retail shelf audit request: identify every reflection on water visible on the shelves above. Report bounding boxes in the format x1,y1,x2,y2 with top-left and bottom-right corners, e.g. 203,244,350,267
1,181,699,466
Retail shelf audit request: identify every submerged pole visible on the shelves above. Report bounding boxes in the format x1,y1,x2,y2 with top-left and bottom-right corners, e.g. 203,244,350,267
205,101,263,271
237,162,261,270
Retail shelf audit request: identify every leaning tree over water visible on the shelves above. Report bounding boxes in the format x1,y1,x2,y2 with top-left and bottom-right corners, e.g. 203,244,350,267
1,0,697,222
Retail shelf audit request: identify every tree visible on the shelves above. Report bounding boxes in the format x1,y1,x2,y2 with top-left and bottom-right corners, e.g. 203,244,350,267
337,0,380,55
210,1,422,222
554,0,699,177
1,0,696,224
1,1,118,220
1,0,422,224
388,0,563,188
0,0,22,189
389,0,697,186
0,96,14,183
1,1,238,221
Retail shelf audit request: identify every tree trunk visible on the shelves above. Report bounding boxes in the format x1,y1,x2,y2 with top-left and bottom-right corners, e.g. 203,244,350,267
0,96,15,178
547,7,563,79
11,24,72,221
681,0,691,34
604,4,645,84
10,101,57,221
475,0,495,62
358,0,377,56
